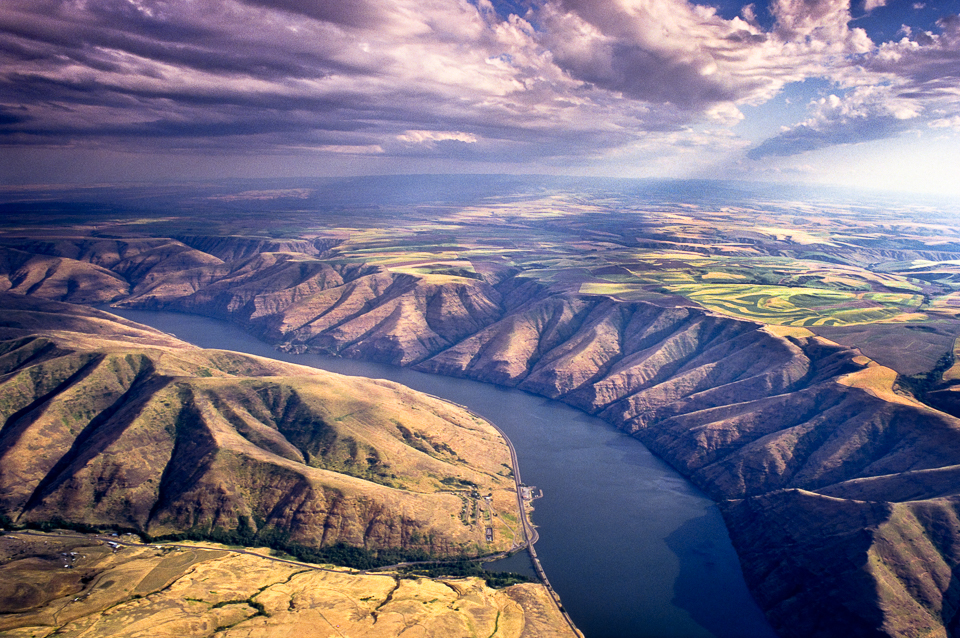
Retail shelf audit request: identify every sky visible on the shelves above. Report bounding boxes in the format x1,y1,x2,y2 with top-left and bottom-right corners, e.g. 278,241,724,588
2,0,960,196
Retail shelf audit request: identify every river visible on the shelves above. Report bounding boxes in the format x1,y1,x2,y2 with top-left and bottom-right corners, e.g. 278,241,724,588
109,308,777,638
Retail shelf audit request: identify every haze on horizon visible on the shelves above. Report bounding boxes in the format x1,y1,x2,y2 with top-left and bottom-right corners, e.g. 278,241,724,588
3,0,960,197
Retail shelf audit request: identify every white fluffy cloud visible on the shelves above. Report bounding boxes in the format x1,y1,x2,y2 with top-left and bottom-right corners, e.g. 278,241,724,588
0,0,959,177
744,10,960,159
397,130,479,144
747,86,920,158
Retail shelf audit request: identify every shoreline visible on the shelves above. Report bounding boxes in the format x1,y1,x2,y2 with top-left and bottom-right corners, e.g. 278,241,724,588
355,386,583,637
105,305,775,638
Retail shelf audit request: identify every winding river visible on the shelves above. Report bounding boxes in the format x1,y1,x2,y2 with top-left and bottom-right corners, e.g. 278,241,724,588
110,308,777,638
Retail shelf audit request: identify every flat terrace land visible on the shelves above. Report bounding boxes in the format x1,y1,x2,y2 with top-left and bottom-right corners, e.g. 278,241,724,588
233,194,960,328
0,531,572,638
4,178,960,373
314,197,960,373
256,193,960,373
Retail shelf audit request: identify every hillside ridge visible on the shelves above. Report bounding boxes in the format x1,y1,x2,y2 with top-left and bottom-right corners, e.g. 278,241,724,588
0,295,522,562
3,234,960,637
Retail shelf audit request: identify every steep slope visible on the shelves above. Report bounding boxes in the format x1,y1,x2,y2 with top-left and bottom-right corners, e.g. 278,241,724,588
0,239,507,367
0,295,520,558
0,247,129,303
173,234,333,261
418,291,960,637
4,235,960,636
164,264,505,366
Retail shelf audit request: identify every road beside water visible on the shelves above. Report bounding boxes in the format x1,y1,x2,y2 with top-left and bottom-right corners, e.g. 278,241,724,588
111,308,776,638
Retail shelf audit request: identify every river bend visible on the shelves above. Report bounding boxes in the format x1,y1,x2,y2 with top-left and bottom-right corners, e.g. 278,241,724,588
110,308,776,638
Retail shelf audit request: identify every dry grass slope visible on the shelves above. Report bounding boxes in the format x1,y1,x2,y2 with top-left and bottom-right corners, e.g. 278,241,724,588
4,226,960,637
0,295,521,559
0,532,572,638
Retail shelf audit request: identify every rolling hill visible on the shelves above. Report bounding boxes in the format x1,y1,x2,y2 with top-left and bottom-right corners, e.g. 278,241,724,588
0,294,521,559
3,229,960,637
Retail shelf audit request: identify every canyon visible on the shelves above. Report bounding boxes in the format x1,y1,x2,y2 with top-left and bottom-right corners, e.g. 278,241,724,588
2,178,960,637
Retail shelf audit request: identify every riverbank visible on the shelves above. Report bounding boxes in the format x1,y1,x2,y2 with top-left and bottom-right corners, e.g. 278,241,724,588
107,308,776,638
451,400,582,637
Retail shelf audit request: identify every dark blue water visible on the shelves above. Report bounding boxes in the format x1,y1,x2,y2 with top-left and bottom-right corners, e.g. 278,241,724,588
110,308,776,638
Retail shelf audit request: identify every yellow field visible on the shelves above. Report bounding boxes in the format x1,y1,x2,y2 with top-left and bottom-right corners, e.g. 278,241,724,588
663,284,923,326
0,532,576,638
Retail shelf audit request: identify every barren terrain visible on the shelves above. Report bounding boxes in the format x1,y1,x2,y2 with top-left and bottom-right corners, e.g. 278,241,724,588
0,295,525,557
0,531,568,638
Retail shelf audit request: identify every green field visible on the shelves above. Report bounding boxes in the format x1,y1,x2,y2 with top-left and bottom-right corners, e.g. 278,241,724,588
5,180,960,331
662,284,923,326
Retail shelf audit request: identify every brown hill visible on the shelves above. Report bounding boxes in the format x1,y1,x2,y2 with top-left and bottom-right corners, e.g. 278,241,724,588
0,295,520,558
4,234,960,637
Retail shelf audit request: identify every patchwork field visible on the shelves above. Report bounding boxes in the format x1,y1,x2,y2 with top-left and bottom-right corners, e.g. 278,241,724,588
5,180,960,376
277,191,960,373
226,195,956,334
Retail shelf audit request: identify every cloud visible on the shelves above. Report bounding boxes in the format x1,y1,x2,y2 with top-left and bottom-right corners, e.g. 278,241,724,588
0,106,29,126
747,88,919,158
1,0,678,162
537,0,772,109
770,0,872,50
0,0,958,176
235,0,385,28
929,115,960,129
747,114,909,157
867,15,960,100
746,8,960,158
397,130,479,144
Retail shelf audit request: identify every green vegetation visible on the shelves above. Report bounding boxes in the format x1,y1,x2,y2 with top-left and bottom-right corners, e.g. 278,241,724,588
150,519,437,570
4,517,147,540
148,519,529,588
896,351,956,399
281,199,957,329
395,422,460,460
441,476,478,488
665,283,923,326
211,597,267,617
397,559,531,589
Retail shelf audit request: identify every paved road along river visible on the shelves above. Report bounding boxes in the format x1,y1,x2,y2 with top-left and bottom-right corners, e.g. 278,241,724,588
111,308,777,638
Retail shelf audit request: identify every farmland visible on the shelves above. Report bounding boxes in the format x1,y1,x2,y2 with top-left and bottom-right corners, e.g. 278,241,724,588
4,175,960,638
5,178,960,374
233,190,960,330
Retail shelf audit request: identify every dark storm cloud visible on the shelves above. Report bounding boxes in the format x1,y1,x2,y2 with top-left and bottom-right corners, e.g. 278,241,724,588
236,0,385,28
0,0,403,155
548,40,740,105
0,106,29,127
0,1,358,80
2,0,661,162
537,0,750,110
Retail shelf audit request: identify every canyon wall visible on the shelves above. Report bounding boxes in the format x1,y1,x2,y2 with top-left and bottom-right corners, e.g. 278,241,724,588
3,235,960,637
